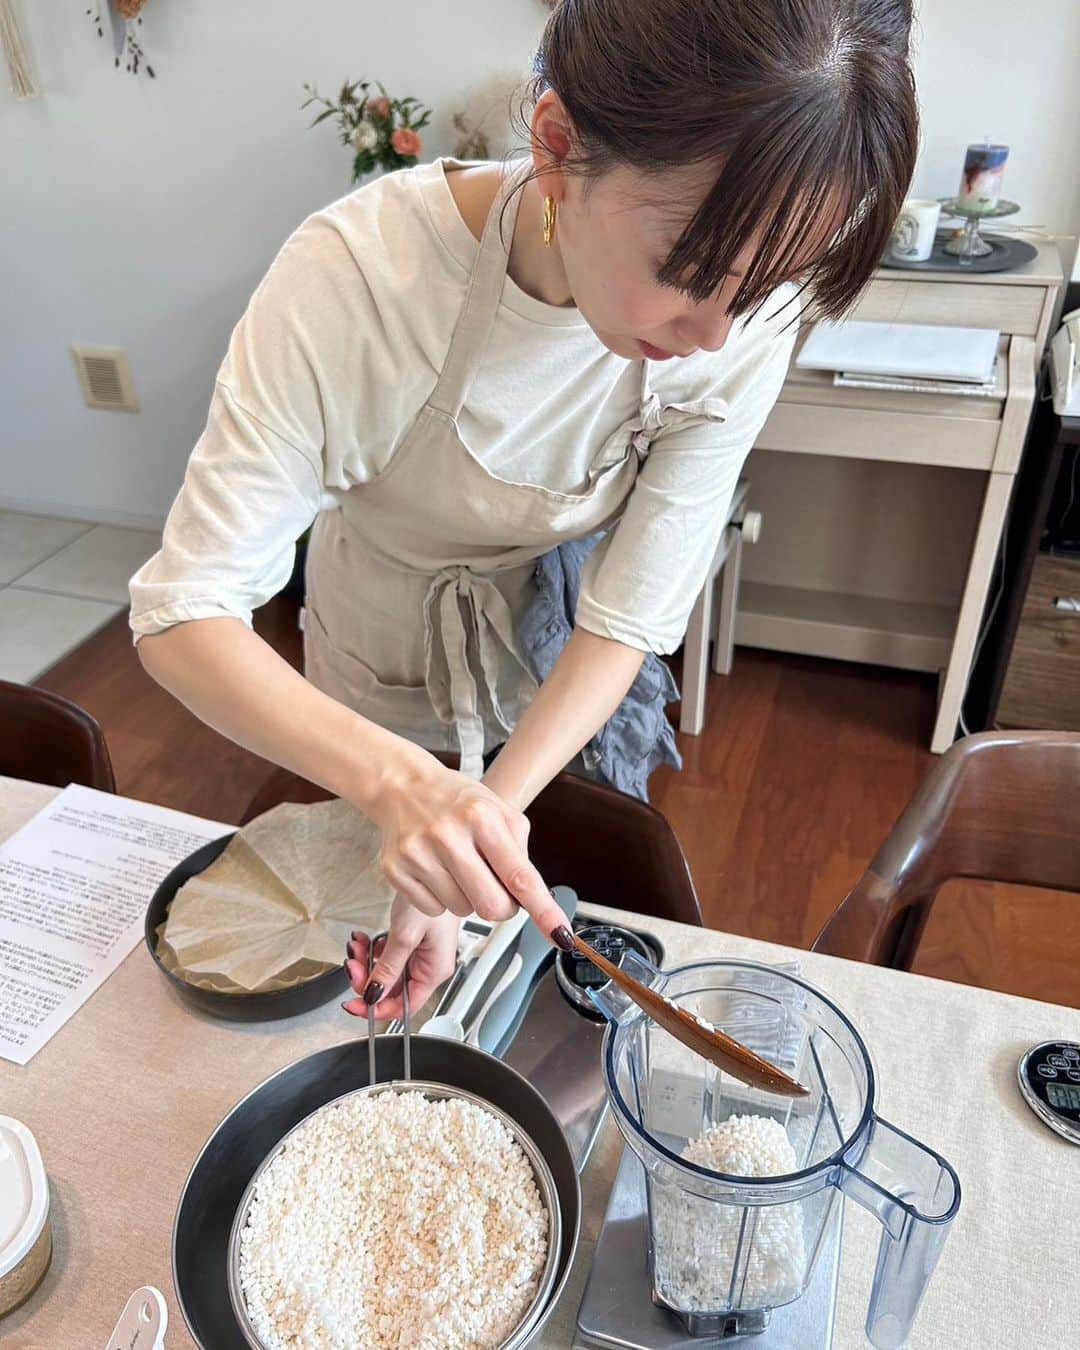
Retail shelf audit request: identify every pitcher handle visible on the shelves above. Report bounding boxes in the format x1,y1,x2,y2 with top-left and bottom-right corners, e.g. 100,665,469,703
839,1115,960,1350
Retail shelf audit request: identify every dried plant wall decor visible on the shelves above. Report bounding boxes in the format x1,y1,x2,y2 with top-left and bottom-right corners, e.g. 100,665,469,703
1,0,38,98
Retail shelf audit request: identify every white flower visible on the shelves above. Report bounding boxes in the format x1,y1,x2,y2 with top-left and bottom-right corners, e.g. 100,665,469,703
350,121,378,152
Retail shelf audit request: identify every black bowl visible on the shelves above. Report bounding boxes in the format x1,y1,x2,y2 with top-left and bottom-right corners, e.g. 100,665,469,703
144,833,351,1022
173,1037,581,1349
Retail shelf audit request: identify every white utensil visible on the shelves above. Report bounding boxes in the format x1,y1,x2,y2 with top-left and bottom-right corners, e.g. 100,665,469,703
418,1012,466,1041
105,1286,167,1350
434,909,527,1029
384,917,493,1035
466,953,523,1047
418,953,526,1047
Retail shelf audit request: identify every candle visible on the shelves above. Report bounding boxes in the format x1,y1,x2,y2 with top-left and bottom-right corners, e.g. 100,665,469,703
890,198,942,262
957,142,1009,212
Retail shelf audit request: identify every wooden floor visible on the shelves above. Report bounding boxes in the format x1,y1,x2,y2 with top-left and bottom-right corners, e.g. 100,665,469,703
35,597,1078,1009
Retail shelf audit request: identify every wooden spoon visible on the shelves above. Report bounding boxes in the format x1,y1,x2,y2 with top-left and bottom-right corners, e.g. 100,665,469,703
570,932,810,1098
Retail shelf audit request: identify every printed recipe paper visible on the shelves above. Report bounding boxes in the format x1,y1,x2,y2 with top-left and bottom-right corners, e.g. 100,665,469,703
0,784,228,1064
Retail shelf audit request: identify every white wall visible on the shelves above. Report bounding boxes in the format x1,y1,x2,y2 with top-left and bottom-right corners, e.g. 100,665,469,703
3,0,1079,526
907,2,1080,281
0,0,543,526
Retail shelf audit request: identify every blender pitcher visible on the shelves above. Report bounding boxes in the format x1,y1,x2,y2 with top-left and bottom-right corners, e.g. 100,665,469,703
590,956,960,1350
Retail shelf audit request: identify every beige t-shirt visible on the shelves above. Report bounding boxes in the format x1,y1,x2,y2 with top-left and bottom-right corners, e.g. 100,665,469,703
130,158,798,655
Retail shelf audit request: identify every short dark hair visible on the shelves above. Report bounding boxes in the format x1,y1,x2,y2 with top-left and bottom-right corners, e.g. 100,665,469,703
531,0,918,320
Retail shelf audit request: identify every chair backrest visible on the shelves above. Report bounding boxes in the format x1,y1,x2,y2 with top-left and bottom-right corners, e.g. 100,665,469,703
813,730,1080,969
525,772,702,927
242,763,703,927
241,766,332,823
0,680,116,792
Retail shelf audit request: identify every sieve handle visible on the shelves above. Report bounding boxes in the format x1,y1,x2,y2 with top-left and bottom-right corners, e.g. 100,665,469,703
401,958,412,1079
367,938,378,1086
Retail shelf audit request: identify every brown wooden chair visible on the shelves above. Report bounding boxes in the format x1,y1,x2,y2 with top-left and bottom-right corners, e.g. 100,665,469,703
812,730,1080,970
242,760,703,927
0,680,116,792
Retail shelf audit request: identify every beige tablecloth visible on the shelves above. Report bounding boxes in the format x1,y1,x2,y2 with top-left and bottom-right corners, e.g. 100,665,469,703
1,777,1077,1349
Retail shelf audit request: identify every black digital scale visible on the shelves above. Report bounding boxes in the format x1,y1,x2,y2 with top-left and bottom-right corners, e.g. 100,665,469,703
1017,1042,1080,1145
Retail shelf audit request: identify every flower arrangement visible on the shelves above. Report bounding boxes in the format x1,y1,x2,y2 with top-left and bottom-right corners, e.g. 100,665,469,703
301,79,431,182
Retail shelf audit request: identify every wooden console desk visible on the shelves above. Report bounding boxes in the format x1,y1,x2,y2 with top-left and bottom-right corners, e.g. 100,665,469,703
739,242,1064,752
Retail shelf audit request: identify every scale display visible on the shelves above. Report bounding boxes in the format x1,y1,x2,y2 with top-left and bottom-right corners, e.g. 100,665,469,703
1017,1042,1080,1145
1046,1082,1080,1111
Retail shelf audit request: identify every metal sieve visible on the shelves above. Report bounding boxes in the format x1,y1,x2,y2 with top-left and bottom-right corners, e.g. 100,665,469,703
226,1076,563,1350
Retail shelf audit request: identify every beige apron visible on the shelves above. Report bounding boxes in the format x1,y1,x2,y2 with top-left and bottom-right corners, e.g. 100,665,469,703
303,166,723,777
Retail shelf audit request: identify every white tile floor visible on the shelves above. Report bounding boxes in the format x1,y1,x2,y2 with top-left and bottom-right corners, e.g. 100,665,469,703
0,511,161,684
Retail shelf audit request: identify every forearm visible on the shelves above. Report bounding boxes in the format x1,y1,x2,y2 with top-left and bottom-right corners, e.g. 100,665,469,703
483,626,645,810
137,617,428,811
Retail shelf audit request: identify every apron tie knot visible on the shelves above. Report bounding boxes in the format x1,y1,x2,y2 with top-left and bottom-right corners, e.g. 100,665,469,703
422,566,537,778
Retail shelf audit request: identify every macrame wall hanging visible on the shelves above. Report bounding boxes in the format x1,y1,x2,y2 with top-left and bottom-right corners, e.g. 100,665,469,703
85,0,156,78
1,0,38,99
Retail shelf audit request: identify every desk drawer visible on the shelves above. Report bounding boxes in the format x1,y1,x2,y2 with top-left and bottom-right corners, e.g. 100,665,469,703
851,279,1044,336
998,555,1080,730
757,399,1000,469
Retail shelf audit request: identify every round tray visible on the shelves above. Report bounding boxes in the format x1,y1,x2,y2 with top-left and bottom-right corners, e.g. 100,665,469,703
173,1037,581,1350
144,833,351,1022
881,230,1037,274
939,196,1020,220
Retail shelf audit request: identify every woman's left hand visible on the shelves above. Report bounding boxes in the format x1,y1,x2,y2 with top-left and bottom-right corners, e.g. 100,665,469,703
343,899,461,1021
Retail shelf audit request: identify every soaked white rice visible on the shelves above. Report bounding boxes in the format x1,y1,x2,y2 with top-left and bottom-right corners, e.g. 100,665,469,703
237,1089,549,1349
651,1113,806,1312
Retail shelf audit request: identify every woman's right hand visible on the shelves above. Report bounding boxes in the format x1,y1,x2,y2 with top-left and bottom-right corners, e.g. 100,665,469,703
351,746,570,1012
364,746,568,931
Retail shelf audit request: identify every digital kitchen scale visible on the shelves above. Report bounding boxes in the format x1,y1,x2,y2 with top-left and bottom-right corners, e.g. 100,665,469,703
1017,1042,1080,1145
577,1146,843,1348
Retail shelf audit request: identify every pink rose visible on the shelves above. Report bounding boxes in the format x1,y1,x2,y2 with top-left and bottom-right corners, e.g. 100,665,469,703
391,127,422,158
367,96,391,119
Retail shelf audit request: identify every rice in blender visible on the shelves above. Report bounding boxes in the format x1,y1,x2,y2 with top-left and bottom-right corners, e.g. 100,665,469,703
651,1113,806,1312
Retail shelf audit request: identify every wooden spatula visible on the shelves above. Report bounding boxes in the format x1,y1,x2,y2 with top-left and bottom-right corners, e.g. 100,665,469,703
571,932,810,1098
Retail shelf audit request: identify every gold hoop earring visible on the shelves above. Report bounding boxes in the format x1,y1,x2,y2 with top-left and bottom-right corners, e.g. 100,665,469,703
542,195,557,247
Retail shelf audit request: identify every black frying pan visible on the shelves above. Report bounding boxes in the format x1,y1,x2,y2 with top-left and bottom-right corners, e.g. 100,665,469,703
144,833,352,1021
173,1035,581,1349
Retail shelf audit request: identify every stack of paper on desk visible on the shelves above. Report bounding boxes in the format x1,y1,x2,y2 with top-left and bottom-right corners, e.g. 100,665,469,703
832,364,1000,397
798,319,1001,385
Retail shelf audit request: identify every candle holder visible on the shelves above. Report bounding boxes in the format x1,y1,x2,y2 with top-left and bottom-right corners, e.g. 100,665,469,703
938,197,1020,263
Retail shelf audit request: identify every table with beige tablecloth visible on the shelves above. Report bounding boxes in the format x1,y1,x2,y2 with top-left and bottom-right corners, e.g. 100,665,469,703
1,776,1077,1349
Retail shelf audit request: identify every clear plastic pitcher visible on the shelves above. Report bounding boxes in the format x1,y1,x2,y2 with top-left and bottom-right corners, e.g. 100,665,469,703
591,956,960,1349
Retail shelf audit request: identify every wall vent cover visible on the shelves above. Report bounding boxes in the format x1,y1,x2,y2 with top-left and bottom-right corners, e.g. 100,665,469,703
72,345,139,412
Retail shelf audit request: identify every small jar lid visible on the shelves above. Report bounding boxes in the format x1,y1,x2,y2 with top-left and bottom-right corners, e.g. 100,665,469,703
0,1117,49,1280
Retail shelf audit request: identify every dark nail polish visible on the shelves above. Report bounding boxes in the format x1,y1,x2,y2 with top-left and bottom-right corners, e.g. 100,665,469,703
341,1001,358,1016
551,926,576,953
362,980,384,1006
347,939,360,961
351,930,363,942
